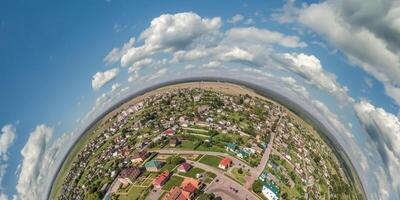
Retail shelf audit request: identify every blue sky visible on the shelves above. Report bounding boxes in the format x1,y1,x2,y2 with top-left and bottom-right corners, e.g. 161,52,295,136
1,0,400,199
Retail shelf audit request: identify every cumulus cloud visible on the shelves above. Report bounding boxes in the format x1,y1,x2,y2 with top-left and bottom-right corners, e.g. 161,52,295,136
281,76,309,98
279,53,353,104
128,58,153,73
0,125,16,161
228,14,244,24
15,125,53,200
354,101,400,197
91,68,119,91
104,37,135,65
275,0,400,105
202,61,222,68
227,27,307,48
120,12,221,66
13,125,74,200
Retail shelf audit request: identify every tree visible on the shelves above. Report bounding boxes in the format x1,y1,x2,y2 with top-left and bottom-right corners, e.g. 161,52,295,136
238,167,243,174
252,180,263,193
166,155,185,165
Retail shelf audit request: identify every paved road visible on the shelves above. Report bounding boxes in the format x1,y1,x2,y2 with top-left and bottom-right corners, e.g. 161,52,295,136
146,187,162,200
187,161,259,200
149,149,252,170
244,116,282,189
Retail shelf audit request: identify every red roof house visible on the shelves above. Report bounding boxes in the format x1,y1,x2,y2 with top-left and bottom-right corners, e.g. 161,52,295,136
178,162,192,173
218,157,232,170
163,129,175,136
153,171,171,188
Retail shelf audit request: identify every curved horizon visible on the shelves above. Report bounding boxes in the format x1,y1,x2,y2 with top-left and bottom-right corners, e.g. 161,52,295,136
48,77,365,199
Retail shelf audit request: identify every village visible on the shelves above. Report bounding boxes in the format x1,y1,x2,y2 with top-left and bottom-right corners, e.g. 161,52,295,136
58,87,357,200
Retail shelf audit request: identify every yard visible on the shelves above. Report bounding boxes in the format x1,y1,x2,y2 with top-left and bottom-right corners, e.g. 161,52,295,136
198,155,222,168
230,167,250,184
116,186,148,200
162,176,184,191
178,167,205,178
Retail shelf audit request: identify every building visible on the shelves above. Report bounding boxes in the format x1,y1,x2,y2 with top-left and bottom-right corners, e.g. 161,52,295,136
131,150,149,164
163,129,175,136
225,143,237,152
145,160,163,172
169,137,180,147
117,167,141,187
259,171,268,182
262,183,280,200
178,162,192,173
236,149,249,158
162,178,200,200
153,171,171,188
162,186,190,200
181,178,200,192
218,157,232,170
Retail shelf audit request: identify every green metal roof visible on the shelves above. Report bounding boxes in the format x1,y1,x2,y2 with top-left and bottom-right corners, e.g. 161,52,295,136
264,182,280,196
144,160,162,168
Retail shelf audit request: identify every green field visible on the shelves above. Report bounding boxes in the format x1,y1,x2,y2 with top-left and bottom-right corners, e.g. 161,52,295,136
198,155,223,168
231,167,249,184
179,167,205,178
162,176,184,191
116,186,147,200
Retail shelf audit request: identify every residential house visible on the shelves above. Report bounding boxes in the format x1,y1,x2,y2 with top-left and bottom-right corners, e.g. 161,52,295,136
117,167,141,188
262,183,280,200
145,160,163,172
162,177,200,200
218,157,232,170
178,162,192,173
153,171,171,188
236,149,249,158
225,143,237,152
162,186,190,200
169,137,180,147
163,129,175,136
131,151,149,164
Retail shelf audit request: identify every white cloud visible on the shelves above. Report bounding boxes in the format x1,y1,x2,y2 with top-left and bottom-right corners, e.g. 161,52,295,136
220,47,254,63
15,125,53,200
281,76,309,98
104,37,135,65
0,125,16,161
147,68,168,80
128,58,153,73
184,64,195,70
354,101,400,197
227,27,307,48
228,14,244,24
284,0,400,105
91,68,119,91
280,53,353,104
0,193,7,200
243,18,255,25
202,61,222,68
121,12,221,66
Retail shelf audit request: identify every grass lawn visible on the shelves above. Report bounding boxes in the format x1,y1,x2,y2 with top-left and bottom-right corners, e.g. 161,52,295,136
160,163,176,172
231,167,249,184
117,186,147,200
177,140,199,150
204,172,217,184
195,144,225,152
162,176,184,191
198,155,222,168
179,167,205,178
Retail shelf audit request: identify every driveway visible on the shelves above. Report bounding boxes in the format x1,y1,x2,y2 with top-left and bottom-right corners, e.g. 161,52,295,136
146,187,162,200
